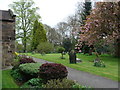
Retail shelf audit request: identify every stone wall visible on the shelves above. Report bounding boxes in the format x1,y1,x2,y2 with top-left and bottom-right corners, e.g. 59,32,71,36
0,10,16,68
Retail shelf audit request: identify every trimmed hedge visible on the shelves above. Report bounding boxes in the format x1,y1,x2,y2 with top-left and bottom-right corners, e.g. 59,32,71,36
19,63,41,80
39,63,68,81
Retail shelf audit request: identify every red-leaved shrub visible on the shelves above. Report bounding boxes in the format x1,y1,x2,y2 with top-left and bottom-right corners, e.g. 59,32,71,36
39,63,68,81
20,56,35,64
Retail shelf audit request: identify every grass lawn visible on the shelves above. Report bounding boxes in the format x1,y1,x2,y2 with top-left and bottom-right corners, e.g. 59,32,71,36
2,69,19,88
0,70,2,89
24,53,119,82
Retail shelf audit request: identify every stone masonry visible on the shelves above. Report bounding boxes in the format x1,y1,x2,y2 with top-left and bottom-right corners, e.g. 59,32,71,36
0,9,16,68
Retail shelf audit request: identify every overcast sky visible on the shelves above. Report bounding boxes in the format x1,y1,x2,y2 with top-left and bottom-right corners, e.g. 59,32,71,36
0,0,101,27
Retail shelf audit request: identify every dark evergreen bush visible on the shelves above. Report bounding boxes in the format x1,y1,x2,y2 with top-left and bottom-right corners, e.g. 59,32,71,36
39,63,68,82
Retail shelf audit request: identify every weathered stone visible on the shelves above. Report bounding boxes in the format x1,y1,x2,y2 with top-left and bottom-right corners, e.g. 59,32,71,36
2,23,14,30
0,10,16,68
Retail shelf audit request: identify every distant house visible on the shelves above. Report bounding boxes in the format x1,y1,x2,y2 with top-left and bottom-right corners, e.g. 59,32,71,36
0,9,16,68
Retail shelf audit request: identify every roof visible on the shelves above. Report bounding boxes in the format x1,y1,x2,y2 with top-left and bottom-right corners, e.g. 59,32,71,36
0,9,16,22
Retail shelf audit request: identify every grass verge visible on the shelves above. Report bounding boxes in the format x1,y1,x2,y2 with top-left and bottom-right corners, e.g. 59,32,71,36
2,69,19,88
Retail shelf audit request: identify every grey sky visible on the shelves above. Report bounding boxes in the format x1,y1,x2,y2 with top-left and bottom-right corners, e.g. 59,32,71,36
0,0,101,27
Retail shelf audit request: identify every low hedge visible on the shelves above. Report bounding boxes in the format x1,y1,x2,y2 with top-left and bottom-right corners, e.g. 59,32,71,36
19,63,41,80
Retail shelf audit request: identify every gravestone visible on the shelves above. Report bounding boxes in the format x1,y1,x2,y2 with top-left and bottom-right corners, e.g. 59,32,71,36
0,9,16,68
68,50,76,64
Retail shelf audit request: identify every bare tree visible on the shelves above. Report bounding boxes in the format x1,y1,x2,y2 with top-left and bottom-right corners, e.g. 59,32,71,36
44,24,62,45
55,22,68,40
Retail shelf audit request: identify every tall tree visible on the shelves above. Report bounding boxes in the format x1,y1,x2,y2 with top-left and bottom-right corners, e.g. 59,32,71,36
31,20,47,50
62,38,73,52
44,24,62,45
66,1,92,40
55,22,68,40
67,15,79,38
9,0,40,52
73,0,92,54
75,0,92,26
80,2,120,57
83,0,92,20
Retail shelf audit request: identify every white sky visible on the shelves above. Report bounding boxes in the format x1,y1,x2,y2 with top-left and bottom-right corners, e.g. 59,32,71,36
36,0,81,27
0,0,101,27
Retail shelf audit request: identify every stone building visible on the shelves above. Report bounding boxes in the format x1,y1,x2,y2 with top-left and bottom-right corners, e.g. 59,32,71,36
0,9,16,68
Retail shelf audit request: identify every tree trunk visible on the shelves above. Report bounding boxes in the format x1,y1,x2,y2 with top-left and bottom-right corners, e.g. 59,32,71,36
23,42,26,53
94,48,100,58
89,48,93,55
62,54,63,58
23,31,27,53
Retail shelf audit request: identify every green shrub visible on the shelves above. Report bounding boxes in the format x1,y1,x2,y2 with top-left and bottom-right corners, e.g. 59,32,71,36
11,55,22,70
39,63,68,82
56,46,66,59
72,83,81,88
43,78,75,88
56,46,65,53
20,78,43,88
31,51,36,54
12,58,20,65
11,68,26,82
37,42,54,54
11,59,20,70
72,83,92,89
19,63,41,80
11,57,27,82
94,60,105,67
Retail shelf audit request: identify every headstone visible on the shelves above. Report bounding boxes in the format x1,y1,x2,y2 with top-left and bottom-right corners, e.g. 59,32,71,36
68,50,76,64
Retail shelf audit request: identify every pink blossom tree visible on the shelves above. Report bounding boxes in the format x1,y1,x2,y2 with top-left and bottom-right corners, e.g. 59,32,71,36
79,2,120,57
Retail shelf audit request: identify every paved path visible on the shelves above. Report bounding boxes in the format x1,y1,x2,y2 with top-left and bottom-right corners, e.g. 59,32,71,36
33,57,119,88
2,66,13,70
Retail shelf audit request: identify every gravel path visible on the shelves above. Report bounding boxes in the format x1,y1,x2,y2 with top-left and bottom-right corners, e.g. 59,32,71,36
33,57,119,88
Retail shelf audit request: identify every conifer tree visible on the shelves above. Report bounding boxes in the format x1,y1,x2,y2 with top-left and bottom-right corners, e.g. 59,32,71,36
31,20,47,50
81,0,92,25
